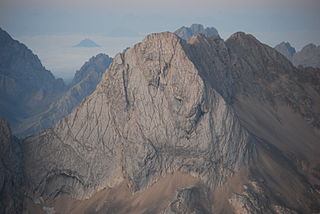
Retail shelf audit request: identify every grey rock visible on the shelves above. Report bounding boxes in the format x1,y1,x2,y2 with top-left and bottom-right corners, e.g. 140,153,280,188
174,24,219,40
164,186,211,214
275,42,320,68
229,179,299,214
293,43,320,68
274,42,296,61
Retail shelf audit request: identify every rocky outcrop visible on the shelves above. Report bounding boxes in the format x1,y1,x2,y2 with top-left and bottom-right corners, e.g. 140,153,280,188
174,24,219,40
164,185,211,214
3,30,320,213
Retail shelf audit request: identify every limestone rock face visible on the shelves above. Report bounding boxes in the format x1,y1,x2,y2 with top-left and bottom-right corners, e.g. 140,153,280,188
10,31,320,213
174,24,219,40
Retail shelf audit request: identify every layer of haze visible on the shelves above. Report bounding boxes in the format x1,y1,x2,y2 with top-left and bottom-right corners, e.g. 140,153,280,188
1,0,319,80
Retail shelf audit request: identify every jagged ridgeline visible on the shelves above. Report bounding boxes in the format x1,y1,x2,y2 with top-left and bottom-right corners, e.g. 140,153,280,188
1,31,320,213
275,41,320,68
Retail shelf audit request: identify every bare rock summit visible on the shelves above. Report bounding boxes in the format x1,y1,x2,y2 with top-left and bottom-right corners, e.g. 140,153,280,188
174,24,219,40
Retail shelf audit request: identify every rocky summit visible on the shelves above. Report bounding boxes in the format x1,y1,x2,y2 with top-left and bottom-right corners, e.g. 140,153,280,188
274,42,296,61
1,31,320,214
292,43,320,68
275,42,320,68
174,24,219,40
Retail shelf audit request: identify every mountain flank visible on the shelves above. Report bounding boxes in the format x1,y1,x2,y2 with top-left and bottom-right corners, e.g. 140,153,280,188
0,28,112,137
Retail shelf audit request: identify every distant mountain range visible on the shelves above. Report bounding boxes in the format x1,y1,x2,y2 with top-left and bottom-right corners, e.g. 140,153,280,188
73,39,101,48
275,42,320,68
0,28,112,137
174,24,219,40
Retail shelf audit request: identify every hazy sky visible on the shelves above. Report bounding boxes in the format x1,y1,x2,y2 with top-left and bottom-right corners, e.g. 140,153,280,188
1,0,319,80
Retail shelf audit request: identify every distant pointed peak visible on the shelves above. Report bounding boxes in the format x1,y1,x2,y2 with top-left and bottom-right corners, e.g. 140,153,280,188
73,39,100,48
274,42,296,60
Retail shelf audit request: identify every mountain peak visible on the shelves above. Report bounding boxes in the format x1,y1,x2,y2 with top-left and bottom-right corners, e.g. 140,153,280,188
292,43,320,68
302,43,317,51
174,24,219,40
227,32,257,42
73,39,100,48
274,41,296,60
